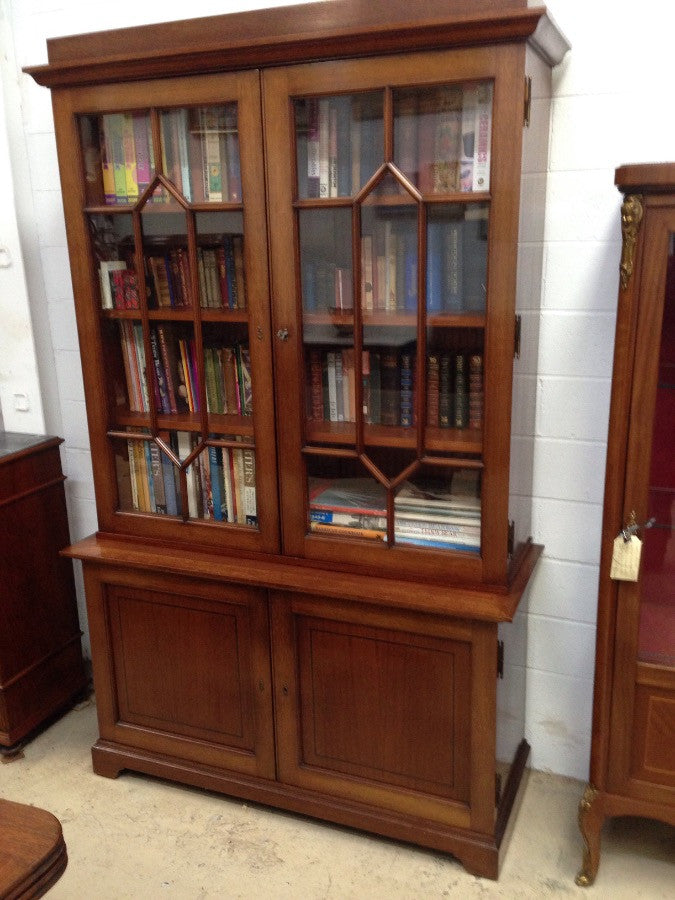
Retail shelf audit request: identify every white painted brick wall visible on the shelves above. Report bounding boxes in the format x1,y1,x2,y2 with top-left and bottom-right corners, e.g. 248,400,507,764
5,0,670,779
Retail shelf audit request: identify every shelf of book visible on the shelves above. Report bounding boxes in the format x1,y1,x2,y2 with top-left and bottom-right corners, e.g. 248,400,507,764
304,420,482,452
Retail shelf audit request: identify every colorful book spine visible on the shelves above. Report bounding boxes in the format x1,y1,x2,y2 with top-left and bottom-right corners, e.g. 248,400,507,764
106,113,127,203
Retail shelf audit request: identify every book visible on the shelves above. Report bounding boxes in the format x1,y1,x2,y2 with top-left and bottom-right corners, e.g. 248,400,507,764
469,353,484,429
426,218,444,313
308,476,387,516
395,471,480,513
439,353,452,428
99,260,127,309
395,534,480,552
445,218,463,311
380,350,400,426
121,113,139,204
309,522,386,540
309,508,387,530
242,447,257,526
459,82,478,191
106,113,127,203
454,353,468,428
306,99,320,198
426,353,440,426
99,117,116,204
472,82,492,192
399,350,414,428
432,84,462,193
395,89,418,185
133,113,153,197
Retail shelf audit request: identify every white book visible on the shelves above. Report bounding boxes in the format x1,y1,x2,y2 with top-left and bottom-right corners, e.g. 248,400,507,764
326,351,338,421
318,98,330,198
472,82,492,192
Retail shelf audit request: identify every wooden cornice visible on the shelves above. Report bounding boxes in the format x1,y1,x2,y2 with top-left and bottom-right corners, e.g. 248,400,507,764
24,1,567,89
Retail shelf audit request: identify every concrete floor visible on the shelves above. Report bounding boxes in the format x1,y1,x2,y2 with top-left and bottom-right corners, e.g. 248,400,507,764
1,698,673,899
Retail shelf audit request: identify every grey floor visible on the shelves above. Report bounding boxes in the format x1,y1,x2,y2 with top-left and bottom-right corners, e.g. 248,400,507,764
2,698,673,899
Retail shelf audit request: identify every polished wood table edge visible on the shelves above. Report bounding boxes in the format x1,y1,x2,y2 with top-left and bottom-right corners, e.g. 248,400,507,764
0,799,67,900
65,534,543,623
91,738,503,878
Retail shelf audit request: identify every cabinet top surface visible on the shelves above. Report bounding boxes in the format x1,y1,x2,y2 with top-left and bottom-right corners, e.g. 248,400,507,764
615,162,675,193
24,1,564,88
0,432,61,462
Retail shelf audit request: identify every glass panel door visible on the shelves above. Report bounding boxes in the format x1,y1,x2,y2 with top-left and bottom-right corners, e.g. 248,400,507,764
76,75,276,551
638,235,675,666
289,79,492,564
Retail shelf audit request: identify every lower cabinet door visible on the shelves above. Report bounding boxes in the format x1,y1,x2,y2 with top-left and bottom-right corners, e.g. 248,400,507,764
271,590,482,829
86,568,276,779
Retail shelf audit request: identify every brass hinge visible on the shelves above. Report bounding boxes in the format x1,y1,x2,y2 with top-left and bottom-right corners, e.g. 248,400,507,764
524,76,532,127
507,519,515,557
497,640,505,679
514,315,522,359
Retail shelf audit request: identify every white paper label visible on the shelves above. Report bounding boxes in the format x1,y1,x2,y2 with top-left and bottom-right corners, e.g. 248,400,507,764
610,535,642,582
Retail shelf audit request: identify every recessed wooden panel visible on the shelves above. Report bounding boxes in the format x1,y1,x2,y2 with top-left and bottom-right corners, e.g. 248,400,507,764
99,581,275,778
109,587,253,746
298,616,469,798
632,683,675,787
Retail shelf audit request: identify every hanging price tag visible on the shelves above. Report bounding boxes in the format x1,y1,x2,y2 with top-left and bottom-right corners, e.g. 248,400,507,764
610,534,642,582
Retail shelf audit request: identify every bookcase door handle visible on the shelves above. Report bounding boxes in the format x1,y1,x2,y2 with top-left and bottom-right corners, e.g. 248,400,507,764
276,328,289,342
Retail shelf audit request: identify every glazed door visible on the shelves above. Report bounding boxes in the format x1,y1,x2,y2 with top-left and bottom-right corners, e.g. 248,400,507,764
608,207,675,800
263,45,526,585
53,71,279,554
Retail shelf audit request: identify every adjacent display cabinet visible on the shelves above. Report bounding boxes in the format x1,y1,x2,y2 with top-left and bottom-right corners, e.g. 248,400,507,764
0,433,86,752
26,1,569,879
577,164,675,885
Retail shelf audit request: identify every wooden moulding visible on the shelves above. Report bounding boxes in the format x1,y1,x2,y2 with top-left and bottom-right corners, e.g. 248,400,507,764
24,2,562,88
64,534,542,624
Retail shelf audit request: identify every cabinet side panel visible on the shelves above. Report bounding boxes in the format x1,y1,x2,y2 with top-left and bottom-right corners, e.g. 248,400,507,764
509,46,551,567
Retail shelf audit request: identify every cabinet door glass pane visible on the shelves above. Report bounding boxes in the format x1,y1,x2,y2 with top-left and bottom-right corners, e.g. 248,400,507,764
292,79,490,555
639,236,675,666
80,112,155,207
294,92,383,199
393,81,493,194
160,105,242,204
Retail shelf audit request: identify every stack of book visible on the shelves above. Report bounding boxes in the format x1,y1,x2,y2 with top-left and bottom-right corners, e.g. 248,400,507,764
394,470,481,552
308,476,387,540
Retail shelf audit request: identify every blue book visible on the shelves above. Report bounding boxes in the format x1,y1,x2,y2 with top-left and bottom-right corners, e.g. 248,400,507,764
208,445,224,521
395,534,480,552
161,447,178,517
426,220,444,312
